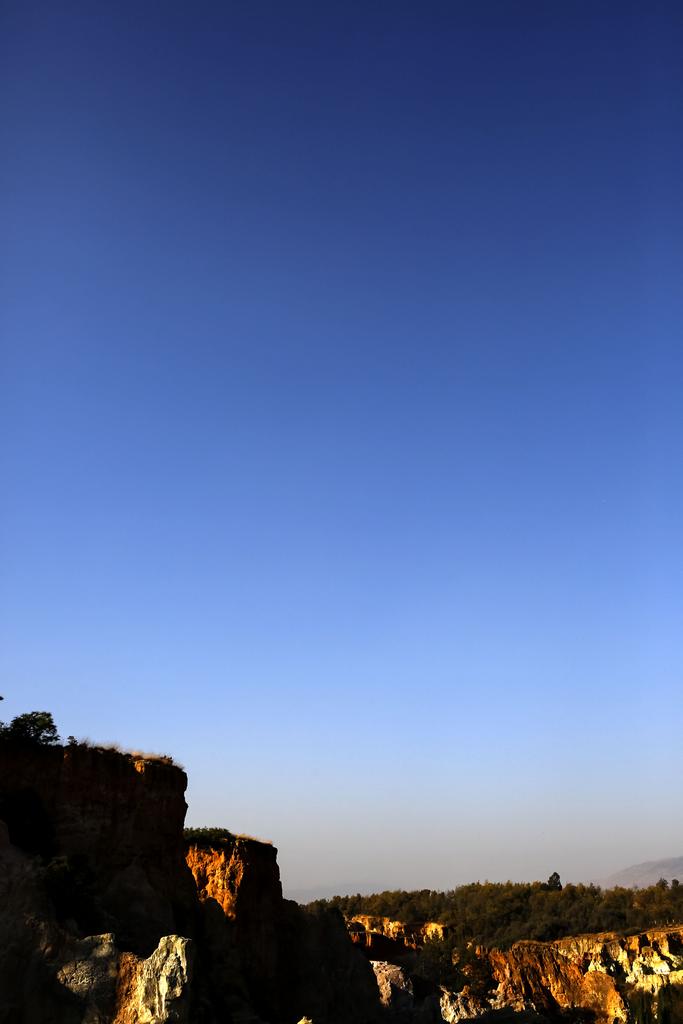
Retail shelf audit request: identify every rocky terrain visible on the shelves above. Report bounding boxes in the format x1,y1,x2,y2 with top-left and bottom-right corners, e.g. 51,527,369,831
355,915,683,1023
0,743,196,1023
0,741,379,1024
2,738,683,1024
185,833,380,1024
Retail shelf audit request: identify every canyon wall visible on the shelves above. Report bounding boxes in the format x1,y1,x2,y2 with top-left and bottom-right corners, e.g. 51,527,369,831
348,916,448,963
3,738,683,1024
0,742,196,953
479,928,683,1023
0,741,380,1024
0,743,197,1023
357,915,683,1023
186,836,381,1024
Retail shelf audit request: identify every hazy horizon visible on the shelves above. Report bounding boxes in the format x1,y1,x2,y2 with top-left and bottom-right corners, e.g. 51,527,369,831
2,1,682,898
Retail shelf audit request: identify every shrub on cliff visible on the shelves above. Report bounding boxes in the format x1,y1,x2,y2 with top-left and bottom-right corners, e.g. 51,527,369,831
184,826,236,847
415,934,463,989
0,710,61,747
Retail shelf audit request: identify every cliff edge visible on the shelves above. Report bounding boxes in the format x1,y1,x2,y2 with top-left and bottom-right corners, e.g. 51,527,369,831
0,741,380,1024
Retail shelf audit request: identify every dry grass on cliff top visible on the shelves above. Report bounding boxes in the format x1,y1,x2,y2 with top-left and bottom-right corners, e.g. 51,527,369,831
184,826,273,847
73,738,183,768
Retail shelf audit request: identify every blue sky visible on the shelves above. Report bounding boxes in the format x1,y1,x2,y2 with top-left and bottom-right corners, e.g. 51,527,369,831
1,1,682,897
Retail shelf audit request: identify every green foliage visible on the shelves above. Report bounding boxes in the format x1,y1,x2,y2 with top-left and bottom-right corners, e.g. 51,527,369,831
0,710,60,746
308,878,683,992
416,935,465,990
309,877,683,954
184,826,236,847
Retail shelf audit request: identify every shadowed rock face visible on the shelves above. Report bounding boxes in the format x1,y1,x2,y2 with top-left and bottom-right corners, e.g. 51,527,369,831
187,836,282,1012
4,740,683,1024
0,741,381,1023
186,837,382,1024
348,916,449,970
0,834,194,1024
0,743,196,954
0,743,198,1024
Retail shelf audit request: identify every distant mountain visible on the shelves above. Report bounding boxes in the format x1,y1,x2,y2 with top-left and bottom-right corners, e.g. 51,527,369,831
600,856,683,889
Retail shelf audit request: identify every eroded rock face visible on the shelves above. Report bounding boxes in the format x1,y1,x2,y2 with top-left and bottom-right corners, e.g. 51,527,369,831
186,838,382,1024
0,744,196,954
350,916,449,955
482,928,683,1023
0,742,200,1024
280,900,383,1024
113,936,193,1024
434,928,683,1023
0,833,70,1024
371,962,443,1024
353,913,683,1023
0,828,194,1024
9,738,683,1024
56,933,120,1023
373,961,416,1017
187,836,282,1009
0,737,380,1024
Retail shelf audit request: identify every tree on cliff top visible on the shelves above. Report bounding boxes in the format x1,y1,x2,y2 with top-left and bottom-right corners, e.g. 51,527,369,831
0,710,60,746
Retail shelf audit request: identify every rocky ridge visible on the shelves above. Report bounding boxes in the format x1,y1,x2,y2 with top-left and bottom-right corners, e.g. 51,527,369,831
360,918,683,1023
0,741,380,1024
3,738,683,1024
0,746,196,1024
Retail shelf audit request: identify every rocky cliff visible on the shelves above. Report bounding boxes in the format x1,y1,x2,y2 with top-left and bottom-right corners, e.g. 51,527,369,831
0,743,197,1023
478,928,683,1023
4,738,683,1024
366,924,683,1023
0,741,380,1024
0,742,196,954
186,836,381,1024
348,916,448,962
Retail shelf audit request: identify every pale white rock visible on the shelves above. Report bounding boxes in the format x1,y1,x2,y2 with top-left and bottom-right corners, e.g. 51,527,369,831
372,960,414,1008
439,987,501,1023
135,935,193,1024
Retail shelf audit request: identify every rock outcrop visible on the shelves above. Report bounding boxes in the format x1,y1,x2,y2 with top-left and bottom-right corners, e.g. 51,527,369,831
479,928,683,1023
371,961,441,1024
0,743,196,954
0,738,381,1023
186,835,381,1024
0,742,199,1024
359,921,683,1023
4,737,683,1024
350,916,449,951
0,831,194,1024
113,936,193,1024
187,836,282,1015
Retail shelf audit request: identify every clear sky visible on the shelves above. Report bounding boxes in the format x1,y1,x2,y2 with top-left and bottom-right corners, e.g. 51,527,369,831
1,1,682,899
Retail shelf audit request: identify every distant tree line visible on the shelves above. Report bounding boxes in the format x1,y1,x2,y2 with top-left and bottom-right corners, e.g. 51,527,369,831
307,873,683,952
